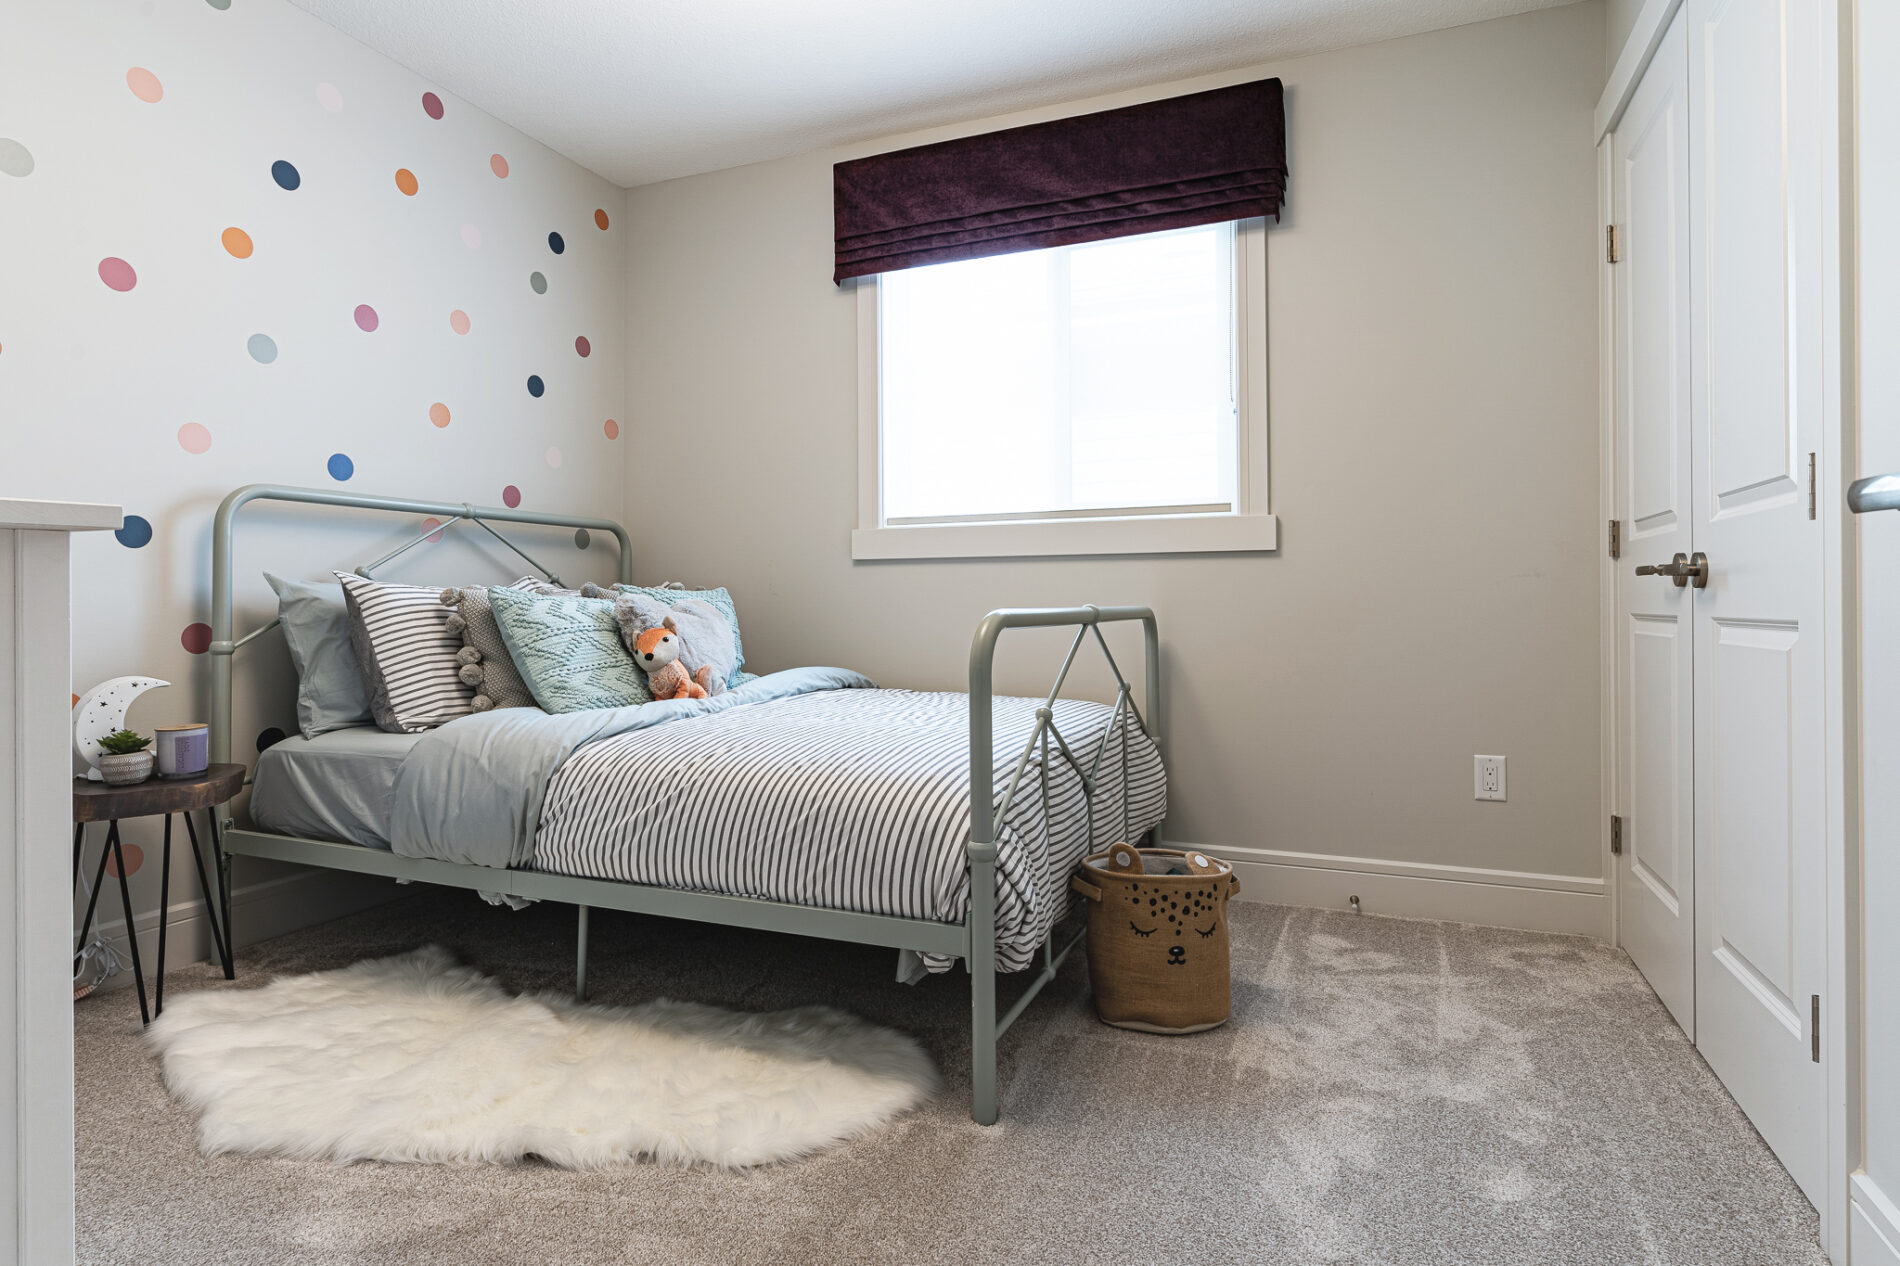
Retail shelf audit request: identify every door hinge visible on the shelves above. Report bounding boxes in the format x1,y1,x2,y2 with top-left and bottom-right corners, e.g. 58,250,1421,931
1610,814,1624,856
1808,453,1817,520
1608,519,1622,560
1607,224,1620,264
1811,994,1821,1062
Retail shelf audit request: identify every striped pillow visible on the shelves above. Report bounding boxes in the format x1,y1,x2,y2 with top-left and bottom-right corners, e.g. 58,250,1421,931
336,572,475,732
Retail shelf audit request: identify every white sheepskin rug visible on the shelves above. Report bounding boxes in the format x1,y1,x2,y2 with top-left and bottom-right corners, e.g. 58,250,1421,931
146,945,938,1169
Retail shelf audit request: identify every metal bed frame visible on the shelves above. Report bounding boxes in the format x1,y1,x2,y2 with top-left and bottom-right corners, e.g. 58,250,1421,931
205,484,1161,1124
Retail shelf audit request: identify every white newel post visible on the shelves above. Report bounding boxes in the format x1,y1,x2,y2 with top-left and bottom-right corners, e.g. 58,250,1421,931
0,500,121,1266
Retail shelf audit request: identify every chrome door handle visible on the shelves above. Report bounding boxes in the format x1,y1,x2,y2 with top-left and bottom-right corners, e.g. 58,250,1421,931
1848,473,1900,514
1635,552,1710,588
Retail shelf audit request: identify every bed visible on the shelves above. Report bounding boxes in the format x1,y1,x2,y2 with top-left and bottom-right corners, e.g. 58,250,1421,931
207,484,1167,1124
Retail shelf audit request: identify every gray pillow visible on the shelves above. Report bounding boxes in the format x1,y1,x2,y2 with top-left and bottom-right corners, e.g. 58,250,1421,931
610,593,738,698
265,573,374,739
440,584,537,711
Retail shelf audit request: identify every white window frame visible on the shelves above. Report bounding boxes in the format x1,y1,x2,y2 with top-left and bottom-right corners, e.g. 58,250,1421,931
851,217,1277,560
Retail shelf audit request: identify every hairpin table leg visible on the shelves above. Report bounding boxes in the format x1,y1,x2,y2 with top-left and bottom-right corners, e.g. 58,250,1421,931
108,822,151,1026
75,825,116,974
182,812,230,976
153,814,174,1017
208,811,234,980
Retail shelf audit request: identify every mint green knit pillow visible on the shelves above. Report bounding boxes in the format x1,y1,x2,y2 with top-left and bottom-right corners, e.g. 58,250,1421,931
487,586,651,713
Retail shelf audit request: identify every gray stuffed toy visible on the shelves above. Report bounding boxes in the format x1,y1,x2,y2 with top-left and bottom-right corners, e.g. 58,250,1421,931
610,592,737,697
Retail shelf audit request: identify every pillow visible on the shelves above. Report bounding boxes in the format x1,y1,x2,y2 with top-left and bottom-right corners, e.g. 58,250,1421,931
611,584,748,687
335,572,478,733
440,584,539,711
264,573,374,739
487,586,651,713
611,593,739,697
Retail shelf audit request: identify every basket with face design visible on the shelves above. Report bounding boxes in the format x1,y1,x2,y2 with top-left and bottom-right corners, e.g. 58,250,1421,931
1070,845,1239,1034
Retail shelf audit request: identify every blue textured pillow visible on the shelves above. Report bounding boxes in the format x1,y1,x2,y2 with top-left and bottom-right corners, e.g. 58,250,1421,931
613,585,747,687
487,587,651,713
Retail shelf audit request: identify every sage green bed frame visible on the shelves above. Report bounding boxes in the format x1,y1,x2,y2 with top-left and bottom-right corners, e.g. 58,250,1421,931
206,483,1161,1125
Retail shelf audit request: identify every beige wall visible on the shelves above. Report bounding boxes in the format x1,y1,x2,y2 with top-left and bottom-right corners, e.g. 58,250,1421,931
620,2,1608,929
1606,0,1646,69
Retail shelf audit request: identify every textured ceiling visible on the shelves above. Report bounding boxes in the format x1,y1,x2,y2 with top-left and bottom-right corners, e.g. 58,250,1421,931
287,0,1575,187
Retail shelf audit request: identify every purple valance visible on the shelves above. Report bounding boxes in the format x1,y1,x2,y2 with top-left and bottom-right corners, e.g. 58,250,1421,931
832,78,1286,284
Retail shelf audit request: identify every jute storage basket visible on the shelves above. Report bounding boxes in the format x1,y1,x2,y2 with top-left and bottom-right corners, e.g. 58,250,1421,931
1070,845,1239,1034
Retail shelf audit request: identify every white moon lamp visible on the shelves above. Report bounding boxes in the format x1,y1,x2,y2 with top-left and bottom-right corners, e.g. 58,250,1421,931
73,676,170,782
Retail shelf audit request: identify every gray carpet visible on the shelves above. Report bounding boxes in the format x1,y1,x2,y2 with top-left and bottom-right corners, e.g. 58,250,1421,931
76,892,1829,1266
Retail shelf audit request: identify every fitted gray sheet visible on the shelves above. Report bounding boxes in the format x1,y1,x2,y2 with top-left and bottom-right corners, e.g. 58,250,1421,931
250,727,422,849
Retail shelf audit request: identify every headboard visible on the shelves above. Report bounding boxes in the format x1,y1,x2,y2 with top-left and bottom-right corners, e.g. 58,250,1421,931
208,484,633,766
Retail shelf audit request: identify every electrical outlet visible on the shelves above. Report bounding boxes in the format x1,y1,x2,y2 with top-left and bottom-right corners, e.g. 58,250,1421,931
1474,755,1507,801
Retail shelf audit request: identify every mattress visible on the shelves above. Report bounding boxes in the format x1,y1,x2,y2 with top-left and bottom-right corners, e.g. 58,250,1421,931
250,727,422,848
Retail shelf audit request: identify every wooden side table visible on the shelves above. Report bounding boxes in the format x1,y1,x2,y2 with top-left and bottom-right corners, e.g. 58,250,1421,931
73,763,244,1025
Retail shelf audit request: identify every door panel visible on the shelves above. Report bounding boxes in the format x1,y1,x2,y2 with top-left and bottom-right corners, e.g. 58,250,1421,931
1687,0,1827,1206
1613,6,1695,1034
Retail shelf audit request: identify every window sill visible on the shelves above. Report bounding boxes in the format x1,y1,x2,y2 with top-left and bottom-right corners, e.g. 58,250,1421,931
850,513,1278,561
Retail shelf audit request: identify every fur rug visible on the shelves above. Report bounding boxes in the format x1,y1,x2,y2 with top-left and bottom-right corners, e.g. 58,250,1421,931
146,945,937,1169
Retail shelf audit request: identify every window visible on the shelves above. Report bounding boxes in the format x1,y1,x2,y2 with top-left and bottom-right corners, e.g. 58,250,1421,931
854,219,1274,560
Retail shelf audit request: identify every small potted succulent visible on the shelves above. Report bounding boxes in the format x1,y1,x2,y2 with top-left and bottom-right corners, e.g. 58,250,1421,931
96,729,154,786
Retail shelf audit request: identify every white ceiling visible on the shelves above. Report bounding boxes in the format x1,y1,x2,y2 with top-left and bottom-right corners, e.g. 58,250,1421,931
288,0,1574,188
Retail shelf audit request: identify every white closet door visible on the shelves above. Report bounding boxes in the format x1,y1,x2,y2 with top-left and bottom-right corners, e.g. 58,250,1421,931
1612,6,1695,1035
1686,0,1828,1206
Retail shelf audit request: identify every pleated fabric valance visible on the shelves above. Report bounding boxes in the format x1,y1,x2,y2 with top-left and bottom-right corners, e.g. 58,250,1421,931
832,78,1286,284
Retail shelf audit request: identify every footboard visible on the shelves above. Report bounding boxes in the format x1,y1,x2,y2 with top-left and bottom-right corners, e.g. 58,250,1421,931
964,605,1160,1124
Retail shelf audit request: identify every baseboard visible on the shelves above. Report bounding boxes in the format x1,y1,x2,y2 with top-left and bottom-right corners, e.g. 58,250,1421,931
1188,843,1611,939
1854,1175,1900,1266
80,866,403,995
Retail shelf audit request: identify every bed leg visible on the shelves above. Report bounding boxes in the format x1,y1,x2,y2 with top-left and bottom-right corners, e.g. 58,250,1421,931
968,840,999,1126
575,904,590,1003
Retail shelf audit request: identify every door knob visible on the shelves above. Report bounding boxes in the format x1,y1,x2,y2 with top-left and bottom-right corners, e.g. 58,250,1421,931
1635,552,1710,588
1848,472,1900,513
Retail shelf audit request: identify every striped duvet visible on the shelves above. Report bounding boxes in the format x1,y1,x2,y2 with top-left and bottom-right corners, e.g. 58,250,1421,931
533,688,1166,972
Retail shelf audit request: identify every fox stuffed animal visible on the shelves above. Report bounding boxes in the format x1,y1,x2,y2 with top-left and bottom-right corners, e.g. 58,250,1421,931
632,619,717,701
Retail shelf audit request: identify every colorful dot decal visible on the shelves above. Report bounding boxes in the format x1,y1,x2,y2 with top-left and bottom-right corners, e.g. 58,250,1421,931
449,309,470,335
489,153,509,179
394,168,418,196
126,67,164,104
327,452,354,481
181,623,213,654
354,303,379,332
548,231,565,255
98,257,137,292
316,82,343,112
546,446,563,468
256,727,285,752
604,419,619,440
115,515,153,549
529,271,547,294
429,402,450,428
177,422,211,454
501,485,521,509
0,139,33,178
594,208,610,231
526,374,544,398
421,92,444,120
421,516,445,543
272,159,300,190
105,843,144,879
574,528,591,549
205,0,231,9
575,335,591,358
247,333,277,363
461,224,481,249
221,227,253,258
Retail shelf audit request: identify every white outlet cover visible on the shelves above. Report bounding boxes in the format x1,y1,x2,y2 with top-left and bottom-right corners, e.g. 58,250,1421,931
1474,755,1507,801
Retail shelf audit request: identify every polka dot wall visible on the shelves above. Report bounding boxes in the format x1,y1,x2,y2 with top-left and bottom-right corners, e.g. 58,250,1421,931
4,0,624,924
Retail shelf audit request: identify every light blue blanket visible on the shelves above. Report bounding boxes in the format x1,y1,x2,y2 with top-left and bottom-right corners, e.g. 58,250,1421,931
389,666,877,868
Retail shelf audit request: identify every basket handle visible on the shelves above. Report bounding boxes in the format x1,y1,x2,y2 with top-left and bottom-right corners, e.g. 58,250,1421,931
1227,873,1241,897
1070,874,1103,902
